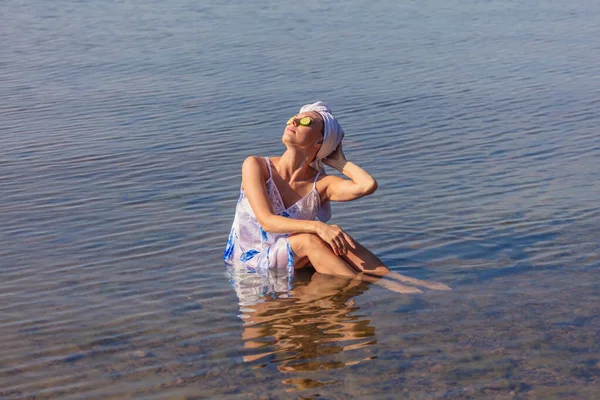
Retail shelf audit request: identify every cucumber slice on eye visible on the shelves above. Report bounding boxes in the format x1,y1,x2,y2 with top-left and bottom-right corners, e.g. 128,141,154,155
299,117,312,126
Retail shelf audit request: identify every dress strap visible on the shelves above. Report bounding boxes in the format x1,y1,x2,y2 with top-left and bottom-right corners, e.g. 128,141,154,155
313,171,321,189
265,157,273,179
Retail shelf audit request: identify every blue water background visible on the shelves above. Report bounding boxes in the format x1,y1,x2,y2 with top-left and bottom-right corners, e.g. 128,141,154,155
1,0,599,398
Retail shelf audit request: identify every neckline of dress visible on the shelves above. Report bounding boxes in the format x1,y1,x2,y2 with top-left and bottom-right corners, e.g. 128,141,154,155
267,177,317,212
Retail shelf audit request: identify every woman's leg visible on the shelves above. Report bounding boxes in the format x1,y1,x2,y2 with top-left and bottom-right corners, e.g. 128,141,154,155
293,256,311,270
340,240,390,276
289,233,358,278
289,233,422,294
342,237,451,291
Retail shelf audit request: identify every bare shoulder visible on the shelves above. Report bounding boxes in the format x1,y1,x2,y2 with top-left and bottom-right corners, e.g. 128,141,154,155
317,174,344,185
242,155,262,170
315,174,344,198
241,156,270,185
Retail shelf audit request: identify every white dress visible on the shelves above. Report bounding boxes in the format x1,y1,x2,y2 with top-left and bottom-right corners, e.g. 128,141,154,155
224,157,323,304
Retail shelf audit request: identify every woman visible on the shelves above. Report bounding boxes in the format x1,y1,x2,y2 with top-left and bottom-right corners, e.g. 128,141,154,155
224,101,449,295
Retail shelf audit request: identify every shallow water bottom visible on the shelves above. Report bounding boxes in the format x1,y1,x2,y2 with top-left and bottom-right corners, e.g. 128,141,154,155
1,265,599,399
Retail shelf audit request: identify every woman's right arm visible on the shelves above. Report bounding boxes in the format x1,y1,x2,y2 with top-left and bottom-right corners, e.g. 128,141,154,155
241,156,354,255
242,156,318,235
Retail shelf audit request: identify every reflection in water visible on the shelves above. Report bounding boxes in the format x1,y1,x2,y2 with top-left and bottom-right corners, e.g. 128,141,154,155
229,267,377,386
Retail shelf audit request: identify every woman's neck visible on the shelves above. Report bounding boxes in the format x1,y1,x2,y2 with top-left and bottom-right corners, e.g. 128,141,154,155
276,149,316,183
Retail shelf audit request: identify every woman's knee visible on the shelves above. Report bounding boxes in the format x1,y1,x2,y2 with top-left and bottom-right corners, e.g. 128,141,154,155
289,233,325,256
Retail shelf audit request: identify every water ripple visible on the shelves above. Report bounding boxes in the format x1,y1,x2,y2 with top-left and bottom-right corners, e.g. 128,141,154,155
2,0,600,398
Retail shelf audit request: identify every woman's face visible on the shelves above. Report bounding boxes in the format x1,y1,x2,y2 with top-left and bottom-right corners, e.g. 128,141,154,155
282,111,324,151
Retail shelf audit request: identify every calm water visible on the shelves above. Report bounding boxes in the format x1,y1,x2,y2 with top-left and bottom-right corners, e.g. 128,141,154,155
2,0,600,398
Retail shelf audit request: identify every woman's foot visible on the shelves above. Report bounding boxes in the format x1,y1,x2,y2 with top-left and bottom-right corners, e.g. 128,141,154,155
384,271,451,291
358,274,423,294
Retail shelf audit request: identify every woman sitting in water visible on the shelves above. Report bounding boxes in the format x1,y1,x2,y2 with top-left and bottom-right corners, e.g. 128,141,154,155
224,101,449,294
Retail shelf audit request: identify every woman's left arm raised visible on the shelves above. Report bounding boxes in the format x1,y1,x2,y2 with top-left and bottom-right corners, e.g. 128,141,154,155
321,143,378,202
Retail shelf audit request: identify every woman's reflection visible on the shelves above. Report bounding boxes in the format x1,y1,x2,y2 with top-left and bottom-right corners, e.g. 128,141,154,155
229,267,378,373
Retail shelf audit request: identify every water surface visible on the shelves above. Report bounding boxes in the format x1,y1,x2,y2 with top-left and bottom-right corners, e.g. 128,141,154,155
1,0,599,398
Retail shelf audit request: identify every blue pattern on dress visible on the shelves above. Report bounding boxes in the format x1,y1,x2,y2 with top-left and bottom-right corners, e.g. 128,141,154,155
286,241,295,286
223,228,236,261
240,249,260,262
259,226,268,242
286,241,294,268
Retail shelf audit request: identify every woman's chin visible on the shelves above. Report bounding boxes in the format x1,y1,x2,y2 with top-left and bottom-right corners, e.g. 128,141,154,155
282,132,297,145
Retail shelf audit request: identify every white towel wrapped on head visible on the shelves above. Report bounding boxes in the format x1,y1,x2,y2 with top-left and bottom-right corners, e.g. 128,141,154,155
298,101,344,222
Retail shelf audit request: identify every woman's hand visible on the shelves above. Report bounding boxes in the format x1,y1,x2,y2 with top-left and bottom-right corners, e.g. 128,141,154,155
315,222,356,256
323,143,347,172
